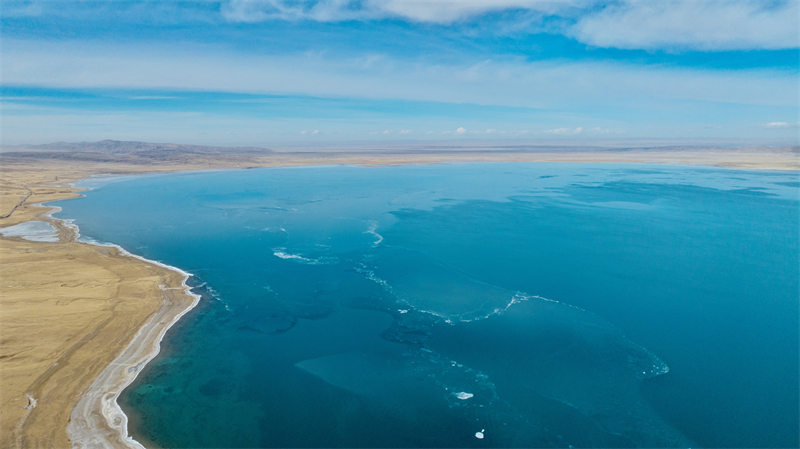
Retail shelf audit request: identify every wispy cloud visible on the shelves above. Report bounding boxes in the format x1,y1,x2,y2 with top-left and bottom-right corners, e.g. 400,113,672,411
545,127,582,135
544,126,624,135
9,38,790,109
219,0,799,51
129,95,179,100
220,0,571,25
571,1,799,51
221,0,370,23
363,0,576,25
2,1,795,144
762,121,800,128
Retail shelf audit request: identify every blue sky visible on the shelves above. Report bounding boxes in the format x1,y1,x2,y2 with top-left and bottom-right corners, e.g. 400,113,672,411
2,0,798,146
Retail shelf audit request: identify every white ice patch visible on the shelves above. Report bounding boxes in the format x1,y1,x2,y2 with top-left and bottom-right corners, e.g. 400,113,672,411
454,392,473,400
272,249,336,265
0,221,59,242
262,227,288,233
475,429,485,439
273,251,311,261
364,220,384,247
356,265,393,291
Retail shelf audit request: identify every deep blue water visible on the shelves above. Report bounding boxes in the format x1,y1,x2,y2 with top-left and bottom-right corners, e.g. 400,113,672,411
54,163,799,448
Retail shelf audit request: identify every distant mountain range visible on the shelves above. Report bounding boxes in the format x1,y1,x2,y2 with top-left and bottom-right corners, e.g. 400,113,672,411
0,140,272,155
1,140,796,167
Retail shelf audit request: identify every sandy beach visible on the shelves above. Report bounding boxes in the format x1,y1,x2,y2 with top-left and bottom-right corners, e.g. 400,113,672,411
0,143,797,449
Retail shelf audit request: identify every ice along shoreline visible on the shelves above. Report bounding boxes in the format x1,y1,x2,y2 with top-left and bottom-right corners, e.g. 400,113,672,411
40,195,201,449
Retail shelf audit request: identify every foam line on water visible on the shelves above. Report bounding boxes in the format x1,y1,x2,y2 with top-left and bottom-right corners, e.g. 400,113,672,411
357,260,670,378
364,220,384,248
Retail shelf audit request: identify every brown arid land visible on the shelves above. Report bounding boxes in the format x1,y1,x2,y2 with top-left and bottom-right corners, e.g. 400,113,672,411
0,141,797,449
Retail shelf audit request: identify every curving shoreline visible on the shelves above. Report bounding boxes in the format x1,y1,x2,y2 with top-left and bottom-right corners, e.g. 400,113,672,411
24,185,203,448
43,207,203,449
64,239,200,449
1,148,796,448
0,162,213,449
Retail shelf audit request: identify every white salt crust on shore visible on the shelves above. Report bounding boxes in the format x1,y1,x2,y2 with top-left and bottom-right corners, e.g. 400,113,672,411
0,221,59,242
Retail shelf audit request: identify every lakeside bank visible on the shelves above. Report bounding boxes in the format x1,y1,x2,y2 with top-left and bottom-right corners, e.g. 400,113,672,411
0,144,796,448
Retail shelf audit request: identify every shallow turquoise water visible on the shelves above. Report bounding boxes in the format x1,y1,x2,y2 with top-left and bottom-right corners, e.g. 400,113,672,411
55,163,799,448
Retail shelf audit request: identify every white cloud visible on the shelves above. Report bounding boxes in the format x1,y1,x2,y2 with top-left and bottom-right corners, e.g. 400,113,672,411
311,129,319,134
455,127,467,134
221,0,372,23
486,128,496,133
399,129,412,134
221,0,576,25
10,1,796,53
762,121,800,128
300,130,308,134
545,127,574,134
220,0,799,51
367,0,577,25
2,38,796,115
572,1,799,51
545,126,625,134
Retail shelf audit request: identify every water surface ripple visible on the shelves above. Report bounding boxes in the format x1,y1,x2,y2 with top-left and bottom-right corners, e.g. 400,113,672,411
55,163,799,448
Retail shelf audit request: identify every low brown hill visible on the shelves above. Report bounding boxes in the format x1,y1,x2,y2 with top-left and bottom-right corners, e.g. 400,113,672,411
1,140,272,155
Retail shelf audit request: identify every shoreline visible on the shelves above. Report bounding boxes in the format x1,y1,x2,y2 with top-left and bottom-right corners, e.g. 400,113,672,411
62,229,201,449
4,196,202,449
39,187,202,448
0,152,796,449
0,164,205,448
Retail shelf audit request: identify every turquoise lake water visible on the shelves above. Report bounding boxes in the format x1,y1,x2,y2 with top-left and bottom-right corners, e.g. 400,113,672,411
54,163,799,448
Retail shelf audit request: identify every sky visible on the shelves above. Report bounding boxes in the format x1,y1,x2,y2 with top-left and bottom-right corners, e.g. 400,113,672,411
2,0,799,147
